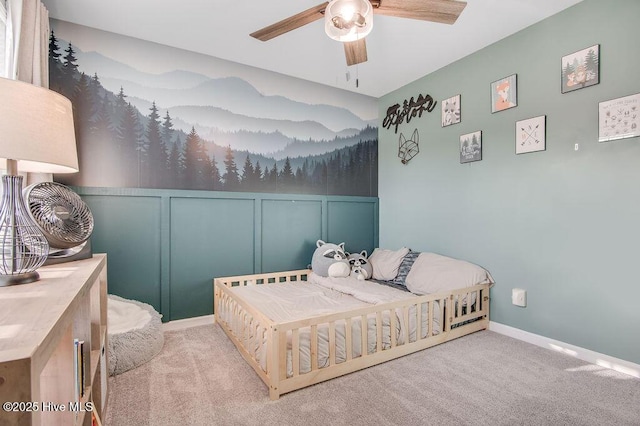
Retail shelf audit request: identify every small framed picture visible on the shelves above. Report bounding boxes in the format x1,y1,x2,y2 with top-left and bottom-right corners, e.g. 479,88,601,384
516,115,546,154
561,44,600,93
598,93,640,142
441,94,461,127
491,74,517,113
460,131,482,164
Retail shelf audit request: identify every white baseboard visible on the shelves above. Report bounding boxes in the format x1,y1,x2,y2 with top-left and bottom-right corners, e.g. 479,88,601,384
490,321,639,379
162,314,215,332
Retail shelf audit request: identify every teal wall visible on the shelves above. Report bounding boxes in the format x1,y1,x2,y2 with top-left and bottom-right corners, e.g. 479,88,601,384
77,187,378,321
378,0,640,364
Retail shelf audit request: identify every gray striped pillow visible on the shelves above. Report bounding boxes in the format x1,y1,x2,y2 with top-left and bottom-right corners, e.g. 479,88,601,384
392,251,420,286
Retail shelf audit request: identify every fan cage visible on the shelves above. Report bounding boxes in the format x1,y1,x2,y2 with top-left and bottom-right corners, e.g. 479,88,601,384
24,182,94,250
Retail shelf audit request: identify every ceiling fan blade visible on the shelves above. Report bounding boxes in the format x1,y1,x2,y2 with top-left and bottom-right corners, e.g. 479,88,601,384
344,39,368,66
373,0,467,25
250,2,329,41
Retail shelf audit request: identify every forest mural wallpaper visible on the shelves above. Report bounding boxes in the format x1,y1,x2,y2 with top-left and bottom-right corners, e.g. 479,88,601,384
49,20,378,196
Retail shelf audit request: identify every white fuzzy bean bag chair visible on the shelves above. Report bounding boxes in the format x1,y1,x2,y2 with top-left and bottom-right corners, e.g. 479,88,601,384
107,295,164,375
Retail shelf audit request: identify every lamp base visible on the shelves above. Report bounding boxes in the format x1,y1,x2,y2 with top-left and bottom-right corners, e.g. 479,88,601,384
0,174,49,284
0,271,40,287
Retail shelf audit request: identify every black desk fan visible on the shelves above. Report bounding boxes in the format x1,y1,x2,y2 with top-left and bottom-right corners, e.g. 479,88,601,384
23,182,94,264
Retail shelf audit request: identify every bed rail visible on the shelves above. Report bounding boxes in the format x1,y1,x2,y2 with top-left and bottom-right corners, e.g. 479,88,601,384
214,269,311,288
214,271,490,400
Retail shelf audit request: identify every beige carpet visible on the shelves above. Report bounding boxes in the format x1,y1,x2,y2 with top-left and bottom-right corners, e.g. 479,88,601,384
105,324,640,426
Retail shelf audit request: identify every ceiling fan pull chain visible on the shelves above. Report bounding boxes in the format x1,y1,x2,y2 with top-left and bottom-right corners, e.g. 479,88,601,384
356,48,360,88
356,32,360,88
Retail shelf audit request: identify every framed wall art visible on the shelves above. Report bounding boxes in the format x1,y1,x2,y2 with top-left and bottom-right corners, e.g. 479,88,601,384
516,115,546,154
598,93,640,142
460,131,482,164
441,94,461,127
491,74,517,113
561,44,600,93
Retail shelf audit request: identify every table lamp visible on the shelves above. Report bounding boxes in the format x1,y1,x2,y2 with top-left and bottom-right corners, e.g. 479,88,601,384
0,77,78,286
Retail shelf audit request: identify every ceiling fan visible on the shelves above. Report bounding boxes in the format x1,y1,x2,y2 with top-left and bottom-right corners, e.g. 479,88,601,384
250,0,467,66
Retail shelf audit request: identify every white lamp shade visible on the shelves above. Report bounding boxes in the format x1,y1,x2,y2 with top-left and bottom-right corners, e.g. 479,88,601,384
325,0,373,42
0,77,78,174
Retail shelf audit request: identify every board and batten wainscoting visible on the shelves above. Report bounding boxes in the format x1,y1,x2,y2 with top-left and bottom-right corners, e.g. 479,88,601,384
74,187,378,322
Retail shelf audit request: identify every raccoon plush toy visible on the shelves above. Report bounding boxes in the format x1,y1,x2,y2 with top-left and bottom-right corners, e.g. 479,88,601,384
311,240,351,278
347,251,373,281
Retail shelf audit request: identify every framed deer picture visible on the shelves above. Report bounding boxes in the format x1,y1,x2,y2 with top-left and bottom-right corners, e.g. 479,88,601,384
561,44,600,94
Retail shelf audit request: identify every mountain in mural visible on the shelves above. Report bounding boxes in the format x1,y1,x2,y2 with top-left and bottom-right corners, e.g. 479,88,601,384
128,99,361,148
74,48,375,133
199,126,378,162
72,51,212,90
49,33,377,196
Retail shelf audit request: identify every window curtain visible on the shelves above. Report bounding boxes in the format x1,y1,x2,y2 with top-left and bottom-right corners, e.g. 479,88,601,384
6,0,51,183
0,2,7,78
6,0,49,86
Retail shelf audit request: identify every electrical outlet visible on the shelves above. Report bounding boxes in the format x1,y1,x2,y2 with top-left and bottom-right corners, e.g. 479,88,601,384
512,288,527,307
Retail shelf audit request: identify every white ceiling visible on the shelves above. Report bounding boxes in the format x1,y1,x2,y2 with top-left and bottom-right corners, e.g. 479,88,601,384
42,0,583,98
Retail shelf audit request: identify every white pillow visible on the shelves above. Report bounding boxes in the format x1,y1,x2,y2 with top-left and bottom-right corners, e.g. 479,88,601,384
368,247,410,281
405,252,494,295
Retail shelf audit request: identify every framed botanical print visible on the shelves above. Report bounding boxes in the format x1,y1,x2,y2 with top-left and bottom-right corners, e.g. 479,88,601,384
598,93,640,142
516,115,546,154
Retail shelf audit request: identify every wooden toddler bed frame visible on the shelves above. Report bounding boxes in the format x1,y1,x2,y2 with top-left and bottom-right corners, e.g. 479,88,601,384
214,269,490,400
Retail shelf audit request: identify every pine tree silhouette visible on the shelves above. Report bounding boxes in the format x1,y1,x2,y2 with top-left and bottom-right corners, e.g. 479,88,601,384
222,145,240,191
48,31,63,92
61,43,79,99
212,154,222,190
145,102,167,188
183,127,204,189
167,135,183,188
240,155,255,191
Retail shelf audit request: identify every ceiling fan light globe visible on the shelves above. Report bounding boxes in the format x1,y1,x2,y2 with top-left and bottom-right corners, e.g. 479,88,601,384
341,5,356,21
325,0,373,42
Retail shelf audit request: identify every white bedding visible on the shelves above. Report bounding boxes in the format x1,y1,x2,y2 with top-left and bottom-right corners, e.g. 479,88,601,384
309,273,416,305
219,274,442,377
227,276,371,323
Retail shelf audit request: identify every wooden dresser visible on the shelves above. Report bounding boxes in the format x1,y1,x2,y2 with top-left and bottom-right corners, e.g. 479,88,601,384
0,254,108,426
